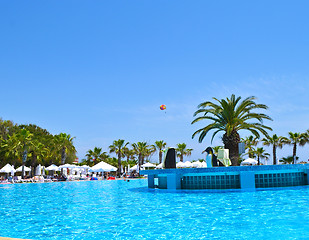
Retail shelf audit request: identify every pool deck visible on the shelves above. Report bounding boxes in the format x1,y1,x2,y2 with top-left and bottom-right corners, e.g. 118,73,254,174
0,238,30,240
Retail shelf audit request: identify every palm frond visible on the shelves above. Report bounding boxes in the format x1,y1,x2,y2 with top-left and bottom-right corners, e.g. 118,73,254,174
192,94,273,149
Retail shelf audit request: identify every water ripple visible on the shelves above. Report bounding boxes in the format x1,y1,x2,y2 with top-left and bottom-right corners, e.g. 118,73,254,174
0,180,308,239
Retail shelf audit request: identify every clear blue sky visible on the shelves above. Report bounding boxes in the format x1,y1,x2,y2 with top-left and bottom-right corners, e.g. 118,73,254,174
1,1,309,164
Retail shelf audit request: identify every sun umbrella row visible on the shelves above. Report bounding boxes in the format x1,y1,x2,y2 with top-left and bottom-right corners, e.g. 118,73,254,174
0,161,118,176
155,161,208,169
1,158,259,176
128,161,208,172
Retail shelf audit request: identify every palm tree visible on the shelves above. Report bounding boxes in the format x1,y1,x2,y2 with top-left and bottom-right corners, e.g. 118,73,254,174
19,124,56,166
242,135,259,158
29,140,48,176
154,140,167,163
132,142,149,173
55,133,76,165
1,134,23,166
279,156,298,164
192,94,272,166
286,132,307,164
175,143,193,162
262,134,289,165
251,147,270,165
109,139,129,177
0,120,77,170
44,136,59,165
145,145,156,162
123,147,136,163
105,157,118,168
1,129,33,177
184,148,193,159
86,147,109,166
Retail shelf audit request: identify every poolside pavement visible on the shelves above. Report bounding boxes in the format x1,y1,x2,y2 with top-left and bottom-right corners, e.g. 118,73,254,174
0,237,30,240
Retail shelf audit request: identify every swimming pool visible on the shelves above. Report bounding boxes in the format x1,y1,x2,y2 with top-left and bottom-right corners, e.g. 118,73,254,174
0,180,308,240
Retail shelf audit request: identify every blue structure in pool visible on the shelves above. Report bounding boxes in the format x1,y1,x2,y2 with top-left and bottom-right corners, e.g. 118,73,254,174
141,164,309,190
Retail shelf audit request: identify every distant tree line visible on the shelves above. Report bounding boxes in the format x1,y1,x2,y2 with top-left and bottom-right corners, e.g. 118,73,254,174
0,119,76,176
0,118,195,177
82,140,193,177
242,132,309,165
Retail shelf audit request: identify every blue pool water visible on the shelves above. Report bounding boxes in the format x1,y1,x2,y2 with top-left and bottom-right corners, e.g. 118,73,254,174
0,179,308,240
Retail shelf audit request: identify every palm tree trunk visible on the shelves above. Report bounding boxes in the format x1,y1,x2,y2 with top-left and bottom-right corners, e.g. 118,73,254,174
223,131,240,166
21,147,27,178
228,144,239,166
21,163,25,178
118,152,121,177
224,142,239,166
61,147,66,175
159,151,162,164
61,147,66,165
138,154,142,176
293,143,297,164
31,154,37,177
273,145,276,165
257,156,260,165
180,154,183,162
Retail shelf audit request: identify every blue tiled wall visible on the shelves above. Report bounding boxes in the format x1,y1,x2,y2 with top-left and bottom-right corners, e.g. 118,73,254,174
180,172,306,190
255,172,306,188
144,164,309,190
158,176,167,189
182,175,240,189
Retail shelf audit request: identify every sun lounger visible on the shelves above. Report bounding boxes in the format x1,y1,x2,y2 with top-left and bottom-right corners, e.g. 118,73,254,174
43,176,53,182
0,179,9,183
26,178,34,183
16,176,25,183
33,176,44,182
